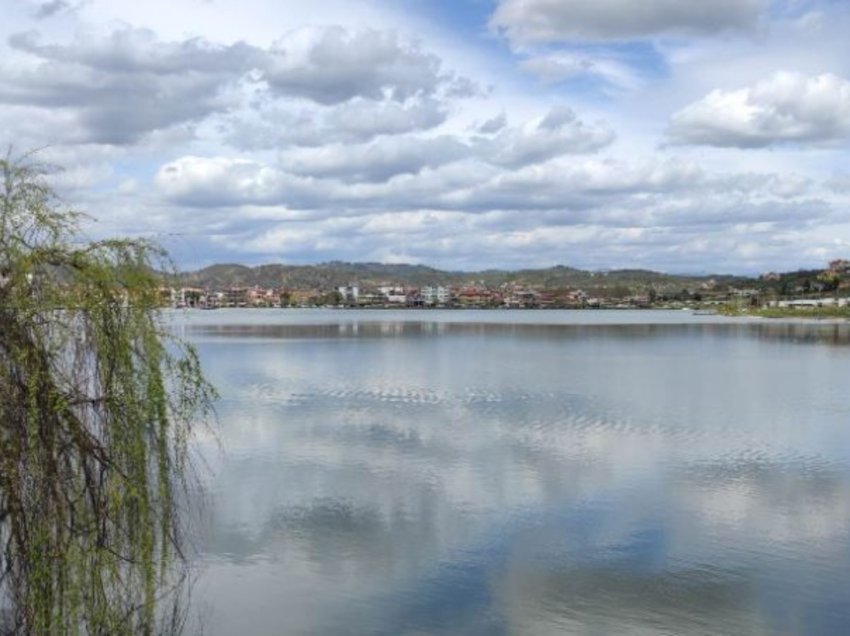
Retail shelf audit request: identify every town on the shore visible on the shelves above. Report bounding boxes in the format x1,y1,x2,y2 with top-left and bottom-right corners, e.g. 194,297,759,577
162,259,850,311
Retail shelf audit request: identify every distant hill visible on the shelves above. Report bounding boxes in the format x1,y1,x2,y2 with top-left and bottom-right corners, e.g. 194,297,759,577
174,261,751,293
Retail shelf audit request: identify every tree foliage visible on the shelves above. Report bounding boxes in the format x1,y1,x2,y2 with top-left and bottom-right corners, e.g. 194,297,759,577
0,153,215,635
817,269,841,293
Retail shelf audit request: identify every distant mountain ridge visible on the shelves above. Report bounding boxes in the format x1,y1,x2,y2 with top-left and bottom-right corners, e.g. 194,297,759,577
175,261,749,292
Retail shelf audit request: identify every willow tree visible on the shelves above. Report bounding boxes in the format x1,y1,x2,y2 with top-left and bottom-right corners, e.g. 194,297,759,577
0,154,215,635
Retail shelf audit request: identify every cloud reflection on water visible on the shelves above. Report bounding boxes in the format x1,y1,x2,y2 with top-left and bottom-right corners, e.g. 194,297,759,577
187,313,850,635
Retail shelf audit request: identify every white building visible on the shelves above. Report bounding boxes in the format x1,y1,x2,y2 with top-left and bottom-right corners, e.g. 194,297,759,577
421,286,451,306
337,285,359,302
378,286,407,304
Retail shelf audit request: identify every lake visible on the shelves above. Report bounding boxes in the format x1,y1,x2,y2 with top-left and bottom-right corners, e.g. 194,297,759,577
176,309,850,635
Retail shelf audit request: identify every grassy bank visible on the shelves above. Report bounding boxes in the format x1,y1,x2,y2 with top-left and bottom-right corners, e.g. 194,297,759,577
720,305,850,319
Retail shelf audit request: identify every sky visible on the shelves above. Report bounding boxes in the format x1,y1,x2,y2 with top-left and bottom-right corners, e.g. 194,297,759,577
2,0,850,274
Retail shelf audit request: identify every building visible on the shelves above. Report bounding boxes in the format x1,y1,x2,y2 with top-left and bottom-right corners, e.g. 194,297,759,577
454,286,497,307
178,287,205,308
828,259,850,274
222,287,250,307
379,286,407,304
337,284,360,303
289,289,322,306
421,286,451,306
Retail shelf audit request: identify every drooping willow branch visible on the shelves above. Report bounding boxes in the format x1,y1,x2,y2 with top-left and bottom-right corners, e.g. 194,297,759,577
0,154,215,635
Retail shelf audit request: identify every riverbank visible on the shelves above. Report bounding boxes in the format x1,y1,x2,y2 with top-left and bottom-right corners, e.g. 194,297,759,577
720,305,850,320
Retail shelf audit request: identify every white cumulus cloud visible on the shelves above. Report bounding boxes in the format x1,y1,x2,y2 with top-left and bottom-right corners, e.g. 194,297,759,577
0,25,475,146
262,26,472,104
668,71,850,148
475,106,615,167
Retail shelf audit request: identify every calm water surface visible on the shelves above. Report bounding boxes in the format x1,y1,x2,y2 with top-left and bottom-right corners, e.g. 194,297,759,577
177,310,850,635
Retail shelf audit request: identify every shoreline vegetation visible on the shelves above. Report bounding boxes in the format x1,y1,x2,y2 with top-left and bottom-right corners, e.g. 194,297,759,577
719,305,850,320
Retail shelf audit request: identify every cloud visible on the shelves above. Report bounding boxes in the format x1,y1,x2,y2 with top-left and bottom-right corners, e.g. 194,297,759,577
147,145,844,273
0,25,473,146
224,106,613,186
1,28,255,144
154,149,819,225
490,0,765,44
475,106,614,167
437,157,715,216
225,97,448,149
154,156,321,207
204,200,831,273
668,71,850,148
519,52,641,90
34,0,76,19
3,0,848,274
288,106,615,183
475,113,507,135
280,136,470,182
262,26,471,105
8,28,258,76
825,172,850,194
